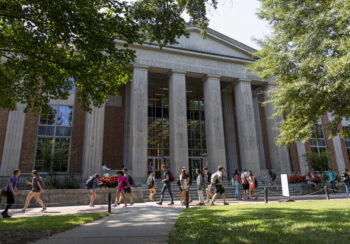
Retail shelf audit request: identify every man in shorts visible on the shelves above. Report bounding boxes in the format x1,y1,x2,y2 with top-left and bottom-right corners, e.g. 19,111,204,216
241,169,249,200
210,165,229,206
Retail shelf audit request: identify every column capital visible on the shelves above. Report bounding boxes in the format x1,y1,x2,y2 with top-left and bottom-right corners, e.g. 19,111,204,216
205,74,221,80
170,69,186,75
238,79,252,83
132,64,149,69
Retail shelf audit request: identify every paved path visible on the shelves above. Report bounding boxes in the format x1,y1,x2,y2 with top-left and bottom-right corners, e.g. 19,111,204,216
35,203,182,244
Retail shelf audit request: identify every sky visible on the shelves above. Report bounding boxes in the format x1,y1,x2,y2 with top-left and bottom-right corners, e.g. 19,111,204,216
206,0,272,49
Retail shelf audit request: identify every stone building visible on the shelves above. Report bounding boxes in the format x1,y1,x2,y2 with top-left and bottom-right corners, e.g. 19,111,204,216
1,27,350,181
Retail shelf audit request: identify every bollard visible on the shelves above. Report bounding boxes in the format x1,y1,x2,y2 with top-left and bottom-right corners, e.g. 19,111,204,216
325,185,330,200
264,187,268,203
108,193,111,213
186,190,189,208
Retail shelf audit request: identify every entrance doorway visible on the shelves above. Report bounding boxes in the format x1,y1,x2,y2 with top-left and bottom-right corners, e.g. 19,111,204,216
147,157,170,179
189,157,205,179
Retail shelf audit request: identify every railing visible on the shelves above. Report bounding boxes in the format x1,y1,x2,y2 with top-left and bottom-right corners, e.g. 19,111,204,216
0,172,83,190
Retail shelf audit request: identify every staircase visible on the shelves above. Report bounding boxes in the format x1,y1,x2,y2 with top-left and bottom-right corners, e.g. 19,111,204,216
141,176,302,202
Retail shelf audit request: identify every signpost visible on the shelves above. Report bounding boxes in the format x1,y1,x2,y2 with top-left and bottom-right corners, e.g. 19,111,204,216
279,174,294,202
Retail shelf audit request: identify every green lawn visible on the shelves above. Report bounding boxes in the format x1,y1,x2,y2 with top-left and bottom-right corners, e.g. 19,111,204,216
168,200,350,244
0,213,109,231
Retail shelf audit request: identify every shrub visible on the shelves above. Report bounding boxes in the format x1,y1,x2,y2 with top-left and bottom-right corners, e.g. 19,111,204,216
288,174,321,184
305,152,329,172
99,175,119,188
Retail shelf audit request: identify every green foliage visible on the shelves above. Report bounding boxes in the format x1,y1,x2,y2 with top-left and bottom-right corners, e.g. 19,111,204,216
46,173,80,189
169,200,350,243
0,213,109,230
0,0,217,112
305,151,329,172
249,0,350,145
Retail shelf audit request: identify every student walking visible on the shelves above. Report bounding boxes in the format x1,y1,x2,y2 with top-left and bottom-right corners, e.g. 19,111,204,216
248,170,257,200
341,168,350,197
86,173,100,207
179,167,190,206
203,167,213,203
157,164,174,205
196,169,205,206
210,165,229,206
22,170,46,212
118,168,134,205
306,173,319,190
147,172,156,201
113,171,128,207
268,169,279,190
241,169,249,200
328,168,339,194
1,169,20,218
233,169,241,200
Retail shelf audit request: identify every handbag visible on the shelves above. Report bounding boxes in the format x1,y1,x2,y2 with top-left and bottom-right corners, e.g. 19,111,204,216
0,187,6,197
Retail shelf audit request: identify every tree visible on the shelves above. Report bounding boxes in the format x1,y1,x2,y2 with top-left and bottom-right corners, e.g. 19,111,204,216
249,0,350,145
0,0,217,112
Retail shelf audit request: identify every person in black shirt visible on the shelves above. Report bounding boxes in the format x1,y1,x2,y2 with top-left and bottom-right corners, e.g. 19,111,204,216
342,168,350,197
156,164,174,205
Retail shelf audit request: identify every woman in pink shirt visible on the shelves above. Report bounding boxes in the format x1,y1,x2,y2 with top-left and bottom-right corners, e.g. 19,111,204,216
113,171,128,207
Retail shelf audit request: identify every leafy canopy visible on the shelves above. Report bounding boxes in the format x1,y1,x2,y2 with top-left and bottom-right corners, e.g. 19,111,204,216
249,0,350,145
0,0,217,112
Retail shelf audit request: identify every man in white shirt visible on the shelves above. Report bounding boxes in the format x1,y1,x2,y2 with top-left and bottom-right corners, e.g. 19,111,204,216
101,163,111,172
210,165,229,206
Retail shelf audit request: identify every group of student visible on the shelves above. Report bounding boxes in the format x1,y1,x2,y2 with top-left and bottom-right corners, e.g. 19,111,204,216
88,168,134,207
147,164,230,206
1,169,46,218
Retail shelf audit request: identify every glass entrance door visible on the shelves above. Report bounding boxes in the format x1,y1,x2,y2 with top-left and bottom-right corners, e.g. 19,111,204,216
189,157,204,179
147,157,163,179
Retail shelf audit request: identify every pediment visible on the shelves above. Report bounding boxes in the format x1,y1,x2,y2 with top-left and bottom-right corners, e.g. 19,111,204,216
167,27,256,62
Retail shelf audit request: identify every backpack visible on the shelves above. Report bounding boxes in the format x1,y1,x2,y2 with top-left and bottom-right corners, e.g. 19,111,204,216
342,173,349,183
169,171,174,182
243,175,249,185
128,175,134,186
86,177,94,189
211,173,219,185
37,178,45,189
207,172,212,184
176,178,181,186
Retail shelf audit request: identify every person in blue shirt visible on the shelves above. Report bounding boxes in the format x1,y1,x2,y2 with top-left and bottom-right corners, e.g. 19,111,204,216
328,168,339,194
1,169,20,218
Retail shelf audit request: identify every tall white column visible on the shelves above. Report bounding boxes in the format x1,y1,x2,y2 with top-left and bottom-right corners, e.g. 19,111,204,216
169,71,189,176
296,142,308,174
263,84,291,173
253,95,267,170
129,66,148,181
0,104,26,176
327,113,346,172
123,82,131,169
234,80,260,175
82,105,105,179
222,92,239,176
204,76,227,173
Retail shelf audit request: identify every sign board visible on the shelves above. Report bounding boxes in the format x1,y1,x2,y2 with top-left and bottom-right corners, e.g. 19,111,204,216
281,174,290,197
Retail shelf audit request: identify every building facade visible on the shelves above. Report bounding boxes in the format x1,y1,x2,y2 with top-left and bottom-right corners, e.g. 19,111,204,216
1,27,350,180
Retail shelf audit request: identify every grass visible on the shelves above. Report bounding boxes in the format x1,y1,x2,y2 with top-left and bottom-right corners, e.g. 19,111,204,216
168,199,350,244
0,213,109,231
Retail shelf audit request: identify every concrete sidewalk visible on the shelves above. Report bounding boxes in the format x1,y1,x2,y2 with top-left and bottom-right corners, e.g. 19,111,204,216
35,203,182,244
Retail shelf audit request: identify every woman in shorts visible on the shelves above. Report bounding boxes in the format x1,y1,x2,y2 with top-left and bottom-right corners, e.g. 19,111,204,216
22,170,46,212
147,172,156,201
113,171,128,208
248,170,257,200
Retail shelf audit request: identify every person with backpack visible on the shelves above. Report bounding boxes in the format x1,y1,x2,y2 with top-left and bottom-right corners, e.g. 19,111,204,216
241,169,249,200
22,170,46,212
203,167,213,204
147,172,156,201
268,169,279,190
1,169,20,218
113,171,128,208
196,169,205,206
86,173,101,207
341,168,350,197
248,170,258,200
210,165,229,206
117,168,134,205
328,168,339,194
156,164,174,205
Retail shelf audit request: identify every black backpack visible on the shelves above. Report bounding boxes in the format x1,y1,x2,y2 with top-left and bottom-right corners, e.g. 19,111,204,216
128,175,134,186
86,177,94,189
207,172,212,184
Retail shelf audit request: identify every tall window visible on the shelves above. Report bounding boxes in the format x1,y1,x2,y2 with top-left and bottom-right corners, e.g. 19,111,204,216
34,105,73,172
343,126,350,162
310,124,327,153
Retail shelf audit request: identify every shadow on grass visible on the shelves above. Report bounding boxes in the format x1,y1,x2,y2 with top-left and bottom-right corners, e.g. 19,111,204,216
168,202,350,244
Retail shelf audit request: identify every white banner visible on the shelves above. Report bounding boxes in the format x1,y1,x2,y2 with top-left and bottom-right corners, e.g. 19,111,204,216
281,174,289,197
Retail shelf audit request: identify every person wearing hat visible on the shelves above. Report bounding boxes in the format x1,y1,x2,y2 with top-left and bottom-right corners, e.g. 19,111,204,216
156,164,174,205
